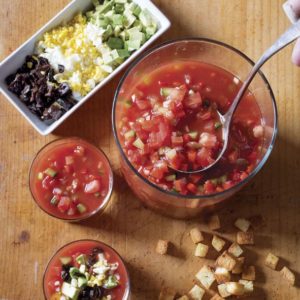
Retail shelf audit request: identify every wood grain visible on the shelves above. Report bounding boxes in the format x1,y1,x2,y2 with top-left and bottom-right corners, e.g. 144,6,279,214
0,0,300,299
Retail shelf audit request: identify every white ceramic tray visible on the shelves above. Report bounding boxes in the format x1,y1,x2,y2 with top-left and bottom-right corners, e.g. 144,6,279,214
0,0,170,135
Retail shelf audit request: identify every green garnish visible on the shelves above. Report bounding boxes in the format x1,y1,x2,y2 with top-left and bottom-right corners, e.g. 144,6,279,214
214,122,222,129
77,203,87,214
188,131,198,140
44,168,57,178
37,172,44,180
94,192,101,197
50,196,59,206
133,138,144,150
75,254,87,265
103,275,119,289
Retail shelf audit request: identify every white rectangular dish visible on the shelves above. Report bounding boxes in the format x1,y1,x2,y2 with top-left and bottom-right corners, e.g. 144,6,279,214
0,0,170,135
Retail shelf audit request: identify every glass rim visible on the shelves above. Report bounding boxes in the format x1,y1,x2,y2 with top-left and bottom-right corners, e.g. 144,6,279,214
112,37,278,200
29,137,114,221
42,239,131,300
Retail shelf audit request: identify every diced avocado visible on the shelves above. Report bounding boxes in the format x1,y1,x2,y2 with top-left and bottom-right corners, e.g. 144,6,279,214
127,2,141,16
61,282,80,300
37,172,44,180
114,3,125,14
124,99,132,108
165,174,176,182
103,275,119,289
50,196,59,206
123,10,136,28
70,267,83,279
75,254,87,265
188,131,198,140
44,168,57,177
139,9,153,27
78,276,87,288
107,37,124,49
95,17,109,28
59,256,72,265
111,14,124,26
133,138,144,150
124,130,136,139
125,40,141,51
102,25,113,41
117,49,130,58
77,203,87,214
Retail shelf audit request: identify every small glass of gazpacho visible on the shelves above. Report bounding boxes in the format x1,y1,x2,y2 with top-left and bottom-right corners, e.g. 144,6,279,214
113,39,277,219
29,138,113,221
43,239,130,300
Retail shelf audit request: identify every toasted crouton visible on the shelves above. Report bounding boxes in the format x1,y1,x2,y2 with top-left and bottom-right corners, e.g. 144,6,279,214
159,286,176,300
242,266,256,281
156,240,170,255
228,242,243,257
217,284,231,298
234,218,251,232
212,235,226,252
239,279,254,293
210,294,225,300
215,251,237,271
188,285,205,300
265,253,279,270
190,228,204,244
236,231,254,245
177,296,189,300
195,265,215,289
225,282,245,296
195,243,209,258
208,214,221,231
280,266,295,286
214,267,231,284
232,257,245,274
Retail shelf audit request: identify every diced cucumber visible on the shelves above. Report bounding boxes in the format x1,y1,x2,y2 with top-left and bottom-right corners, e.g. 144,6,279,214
50,196,59,206
124,130,135,140
97,1,114,14
133,138,144,150
115,0,127,3
188,131,198,140
117,49,130,58
123,10,136,28
77,203,87,214
125,40,141,51
103,275,119,289
37,172,44,180
61,282,80,300
139,10,153,27
214,122,222,129
59,256,72,265
102,25,113,41
114,3,125,14
111,14,124,26
165,174,176,182
107,37,124,49
44,168,57,177
75,254,86,265
78,276,87,288
160,87,174,97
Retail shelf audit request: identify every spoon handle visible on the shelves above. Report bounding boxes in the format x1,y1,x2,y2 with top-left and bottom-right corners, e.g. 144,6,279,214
224,19,300,120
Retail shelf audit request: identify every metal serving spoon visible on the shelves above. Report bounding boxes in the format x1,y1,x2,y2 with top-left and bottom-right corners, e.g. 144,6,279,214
172,18,300,175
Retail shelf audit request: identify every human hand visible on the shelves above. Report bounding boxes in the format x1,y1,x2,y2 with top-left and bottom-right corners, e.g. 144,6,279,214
287,0,300,65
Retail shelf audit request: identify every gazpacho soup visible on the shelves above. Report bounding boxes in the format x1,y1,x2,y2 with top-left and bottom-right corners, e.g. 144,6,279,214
117,61,265,196
30,138,113,220
44,240,130,300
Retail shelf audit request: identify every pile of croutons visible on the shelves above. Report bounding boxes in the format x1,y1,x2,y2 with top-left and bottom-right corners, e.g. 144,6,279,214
157,215,295,299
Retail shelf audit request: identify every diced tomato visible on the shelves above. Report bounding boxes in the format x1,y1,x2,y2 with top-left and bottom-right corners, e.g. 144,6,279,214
196,148,215,167
150,160,168,180
204,180,215,194
58,196,71,213
187,183,197,193
84,180,101,194
199,132,218,148
223,181,235,190
184,92,202,109
171,135,183,147
228,150,239,163
63,165,74,174
187,150,197,163
240,171,248,181
189,174,203,183
174,178,187,193
74,146,85,156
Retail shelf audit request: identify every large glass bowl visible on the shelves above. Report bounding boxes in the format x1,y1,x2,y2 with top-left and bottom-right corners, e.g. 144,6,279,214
112,38,278,219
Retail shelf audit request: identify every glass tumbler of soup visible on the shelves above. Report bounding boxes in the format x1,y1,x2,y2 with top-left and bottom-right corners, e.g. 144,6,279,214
29,137,113,221
43,239,130,300
112,38,277,219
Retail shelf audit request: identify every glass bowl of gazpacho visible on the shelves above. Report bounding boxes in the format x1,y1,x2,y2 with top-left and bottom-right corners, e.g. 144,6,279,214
43,239,130,300
29,138,113,221
112,38,277,219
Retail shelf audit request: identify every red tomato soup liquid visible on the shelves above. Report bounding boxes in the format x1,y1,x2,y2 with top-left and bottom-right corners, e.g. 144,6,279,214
44,240,129,299
117,61,264,195
30,140,112,219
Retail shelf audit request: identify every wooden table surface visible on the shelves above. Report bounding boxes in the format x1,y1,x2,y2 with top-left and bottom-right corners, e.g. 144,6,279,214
0,0,300,299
